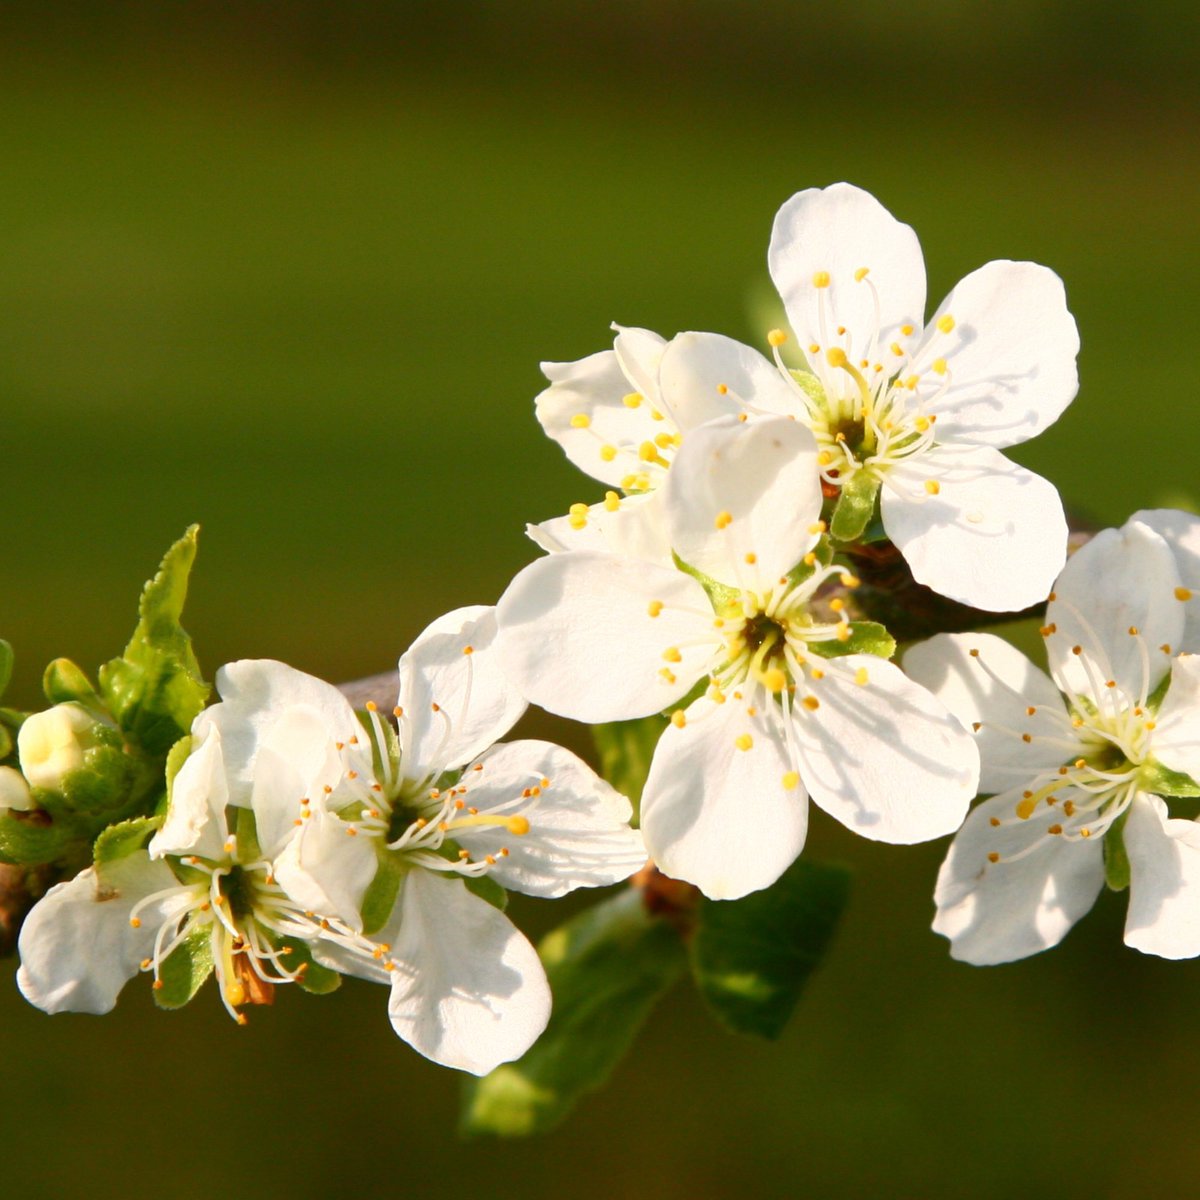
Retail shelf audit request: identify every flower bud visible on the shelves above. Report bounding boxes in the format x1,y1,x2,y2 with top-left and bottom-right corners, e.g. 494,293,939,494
0,765,33,812
17,704,104,791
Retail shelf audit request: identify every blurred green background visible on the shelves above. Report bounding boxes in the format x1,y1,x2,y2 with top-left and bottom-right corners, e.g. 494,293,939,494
3,3,1200,1197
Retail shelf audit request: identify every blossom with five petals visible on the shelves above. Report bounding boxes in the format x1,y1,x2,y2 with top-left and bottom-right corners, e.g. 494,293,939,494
498,416,979,900
906,511,1200,963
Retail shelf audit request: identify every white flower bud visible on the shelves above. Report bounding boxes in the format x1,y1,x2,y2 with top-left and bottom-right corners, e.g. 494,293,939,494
0,765,33,812
17,704,101,791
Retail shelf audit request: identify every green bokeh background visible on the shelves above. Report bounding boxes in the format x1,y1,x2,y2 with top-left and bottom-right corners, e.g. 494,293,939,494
3,5,1199,1197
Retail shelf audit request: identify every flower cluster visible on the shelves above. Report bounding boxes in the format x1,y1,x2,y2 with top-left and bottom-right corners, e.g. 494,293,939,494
5,180,1199,1096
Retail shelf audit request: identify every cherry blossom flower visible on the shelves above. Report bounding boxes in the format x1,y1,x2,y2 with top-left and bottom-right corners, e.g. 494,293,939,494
906,512,1200,963
498,416,978,900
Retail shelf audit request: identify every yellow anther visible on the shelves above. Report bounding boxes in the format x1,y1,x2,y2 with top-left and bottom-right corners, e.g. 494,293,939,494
709,686,727,704
829,597,845,613
569,515,587,530
717,383,729,394
1016,797,1037,820
1162,643,1173,655
744,552,758,565
808,342,820,354
840,573,861,588
933,357,948,375
365,700,378,712
1129,625,1140,636
648,599,664,617
809,520,827,534
937,314,956,334
715,510,733,530
799,695,819,712
1146,719,1157,731
735,734,754,751
904,375,919,390
651,432,671,450
901,324,914,336
987,852,1000,864
925,480,941,495
462,646,474,657
782,771,801,790
604,490,620,512
639,441,662,463
768,328,789,347
836,625,851,642
1047,824,1064,836
1080,828,1092,839
1063,800,1077,817
1177,587,1193,601
803,552,817,567
810,668,825,680
914,416,931,433
570,413,591,429
599,444,617,462
817,450,833,466
569,502,589,517
659,669,676,684
663,647,682,663
129,917,142,929
854,267,870,282
854,667,869,686
623,392,644,408
671,710,687,729
890,342,903,356
225,981,247,1008
763,667,788,693
812,271,831,288
972,722,982,732
650,409,665,421
826,347,848,368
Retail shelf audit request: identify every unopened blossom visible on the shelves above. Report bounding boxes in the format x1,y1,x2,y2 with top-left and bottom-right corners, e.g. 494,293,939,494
656,182,1079,611
906,512,1200,963
199,606,645,1074
17,726,352,1020
498,416,978,900
17,703,104,790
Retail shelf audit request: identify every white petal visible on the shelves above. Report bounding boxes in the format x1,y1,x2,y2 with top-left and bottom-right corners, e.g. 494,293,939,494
793,657,978,843
17,856,185,1014
526,490,673,566
149,727,229,862
1124,794,1200,959
1046,522,1184,702
496,551,714,723
536,339,670,490
903,633,1070,795
398,606,526,778
1149,655,1200,792
383,871,550,1075
658,332,797,429
881,444,1067,612
933,793,1104,964
611,324,668,401
451,739,646,897
917,261,1079,449
640,697,807,900
663,416,822,590
768,183,925,354
199,660,359,800
1130,508,1200,652
275,807,379,929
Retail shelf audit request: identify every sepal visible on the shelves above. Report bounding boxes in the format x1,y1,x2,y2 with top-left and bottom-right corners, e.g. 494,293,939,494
153,926,214,1009
829,472,881,543
808,620,896,661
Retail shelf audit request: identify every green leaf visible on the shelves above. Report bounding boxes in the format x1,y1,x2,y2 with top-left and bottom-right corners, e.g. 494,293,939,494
808,620,896,661
1141,759,1200,799
57,741,137,816
690,858,850,1040
671,552,740,615
43,658,103,712
465,872,509,911
154,926,215,1009
0,640,12,699
98,527,210,759
592,715,667,822
0,808,84,865
829,472,881,543
280,937,342,995
235,806,263,865
1104,807,1132,892
94,815,162,865
461,888,687,1137
360,853,405,935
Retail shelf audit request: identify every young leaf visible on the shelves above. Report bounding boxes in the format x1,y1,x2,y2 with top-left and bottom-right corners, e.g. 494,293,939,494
98,527,210,758
0,808,84,865
460,888,687,1137
153,926,215,1009
829,472,881,543
43,658,103,712
94,815,162,865
592,716,667,822
690,858,850,1040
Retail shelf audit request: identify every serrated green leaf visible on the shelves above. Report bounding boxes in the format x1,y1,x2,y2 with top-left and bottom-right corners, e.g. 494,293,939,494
461,888,687,1138
829,472,881,543
808,620,896,662
464,872,508,912
361,853,405,935
98,527,211,758
0,640,12,699
0,808,83,865
94,815,162,865
154,926,215,1009
1104,807,1132,892
592,716,666,823
1141,759,1200,799
690,858,850,1040
42,658,103,712
279,937,343,995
